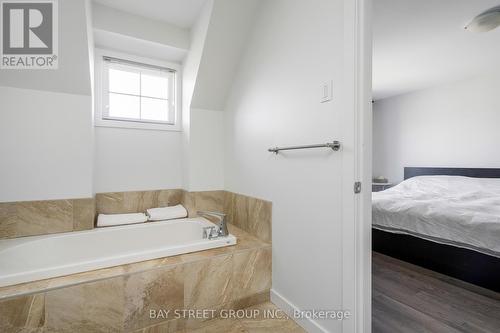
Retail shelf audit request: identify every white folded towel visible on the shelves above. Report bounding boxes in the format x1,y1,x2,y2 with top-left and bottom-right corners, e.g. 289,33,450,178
146,204,188,221
97,213,148,227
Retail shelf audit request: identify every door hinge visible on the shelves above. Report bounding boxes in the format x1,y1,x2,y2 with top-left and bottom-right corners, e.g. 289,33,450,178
354,181,362,194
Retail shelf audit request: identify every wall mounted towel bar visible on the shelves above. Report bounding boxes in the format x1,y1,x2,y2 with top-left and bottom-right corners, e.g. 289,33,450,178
268,141,341,154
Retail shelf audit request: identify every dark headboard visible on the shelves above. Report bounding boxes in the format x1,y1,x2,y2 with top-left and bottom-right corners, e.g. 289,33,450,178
404,167,500,180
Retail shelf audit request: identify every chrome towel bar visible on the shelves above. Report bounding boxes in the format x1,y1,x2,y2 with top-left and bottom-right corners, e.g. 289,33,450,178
268,141,341,154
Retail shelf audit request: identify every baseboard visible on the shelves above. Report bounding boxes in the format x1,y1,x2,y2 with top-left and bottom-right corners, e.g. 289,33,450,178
270,289,329,333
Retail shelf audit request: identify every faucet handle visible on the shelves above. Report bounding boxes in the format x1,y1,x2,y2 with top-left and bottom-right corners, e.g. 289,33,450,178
198,211,229,238
202,226,216,239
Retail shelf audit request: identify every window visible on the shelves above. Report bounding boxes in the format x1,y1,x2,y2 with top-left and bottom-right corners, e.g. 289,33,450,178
95,50,180,131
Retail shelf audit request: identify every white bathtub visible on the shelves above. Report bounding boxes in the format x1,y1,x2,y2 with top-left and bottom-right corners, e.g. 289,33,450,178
0,217,237,287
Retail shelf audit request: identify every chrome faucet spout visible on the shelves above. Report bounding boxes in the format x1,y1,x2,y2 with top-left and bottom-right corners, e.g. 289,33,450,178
197,211,229,238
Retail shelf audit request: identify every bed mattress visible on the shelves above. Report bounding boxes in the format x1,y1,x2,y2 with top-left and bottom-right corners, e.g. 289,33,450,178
372,176,500,258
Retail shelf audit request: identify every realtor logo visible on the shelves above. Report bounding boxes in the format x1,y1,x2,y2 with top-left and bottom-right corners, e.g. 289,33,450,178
1,0,58,69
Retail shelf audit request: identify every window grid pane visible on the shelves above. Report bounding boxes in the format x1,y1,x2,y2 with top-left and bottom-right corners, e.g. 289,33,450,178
108,68,140,95
140,73,169,99
104,62,174,124
108,93,140,119
140,97,169,122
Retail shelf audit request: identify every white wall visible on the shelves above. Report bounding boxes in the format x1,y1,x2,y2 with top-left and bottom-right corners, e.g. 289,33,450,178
92,0,229,194
92,1,212,194
93,128,183,193
373,74,500,184
181,0,261,191
0,0,92,96
93,0,256,194
0,0,94,202
0,87,93,202
188,108,225,191
181,0,214,191
0,0,220,199
224,0,345,331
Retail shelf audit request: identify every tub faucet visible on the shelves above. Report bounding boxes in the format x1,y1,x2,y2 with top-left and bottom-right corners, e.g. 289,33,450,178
197,211,229,238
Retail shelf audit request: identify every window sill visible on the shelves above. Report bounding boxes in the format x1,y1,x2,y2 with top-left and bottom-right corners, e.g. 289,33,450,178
94,119,181,132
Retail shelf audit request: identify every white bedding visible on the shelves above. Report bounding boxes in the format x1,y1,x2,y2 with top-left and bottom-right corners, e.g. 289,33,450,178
372,175,500,257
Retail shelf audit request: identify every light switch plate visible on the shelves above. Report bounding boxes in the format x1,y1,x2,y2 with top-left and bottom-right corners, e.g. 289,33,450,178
321,80,333,103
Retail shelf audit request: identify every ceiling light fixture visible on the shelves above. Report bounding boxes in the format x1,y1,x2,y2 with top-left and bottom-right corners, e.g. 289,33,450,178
465,5,500,32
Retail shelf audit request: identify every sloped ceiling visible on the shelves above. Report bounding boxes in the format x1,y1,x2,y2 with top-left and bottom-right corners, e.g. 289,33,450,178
92,3,190,63
92,0,263,110
93,0,207,29
190,0,262,110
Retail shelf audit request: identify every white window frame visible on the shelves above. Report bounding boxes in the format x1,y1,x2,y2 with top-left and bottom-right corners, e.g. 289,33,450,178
94,49,181,131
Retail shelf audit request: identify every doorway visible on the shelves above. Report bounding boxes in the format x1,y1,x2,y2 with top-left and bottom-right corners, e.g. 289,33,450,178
371,1,500,332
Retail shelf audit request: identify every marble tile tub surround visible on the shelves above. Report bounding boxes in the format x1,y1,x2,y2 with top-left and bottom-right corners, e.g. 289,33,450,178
181,190,271,243
0,225,272,333
97,189,271,242
0,189,271,243
181,191,225,217
95,189,184,215
224,191,272,243
0,198,95,239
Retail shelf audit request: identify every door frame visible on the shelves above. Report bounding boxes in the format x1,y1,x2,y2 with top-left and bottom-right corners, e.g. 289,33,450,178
342,0,372,332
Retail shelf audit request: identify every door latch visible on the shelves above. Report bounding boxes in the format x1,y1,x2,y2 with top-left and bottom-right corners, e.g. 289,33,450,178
354,181,362,194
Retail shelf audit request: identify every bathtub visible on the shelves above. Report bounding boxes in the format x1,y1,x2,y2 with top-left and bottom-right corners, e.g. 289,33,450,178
0,217,237,287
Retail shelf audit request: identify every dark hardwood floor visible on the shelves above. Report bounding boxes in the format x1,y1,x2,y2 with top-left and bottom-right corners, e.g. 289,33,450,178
373,252,500,333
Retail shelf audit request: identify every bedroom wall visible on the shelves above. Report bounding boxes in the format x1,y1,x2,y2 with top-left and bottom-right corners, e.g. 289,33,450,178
373,73,500,184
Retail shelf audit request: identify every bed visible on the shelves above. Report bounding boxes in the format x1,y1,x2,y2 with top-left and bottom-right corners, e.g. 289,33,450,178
372,167,500,292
